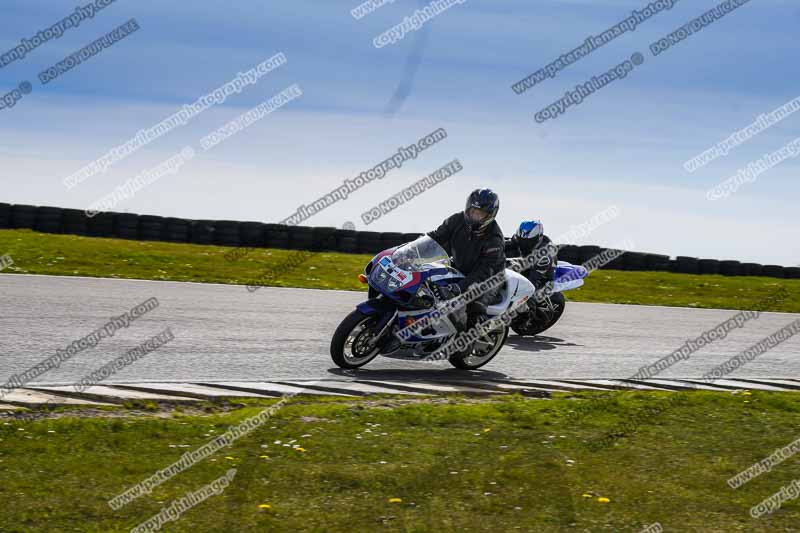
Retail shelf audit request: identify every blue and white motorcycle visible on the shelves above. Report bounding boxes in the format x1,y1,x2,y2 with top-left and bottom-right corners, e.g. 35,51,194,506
330,235,533,370
505,256,589,337
330,235,588,370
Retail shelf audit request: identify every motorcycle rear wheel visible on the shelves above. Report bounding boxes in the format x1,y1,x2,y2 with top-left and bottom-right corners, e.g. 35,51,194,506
511,292,566,336
330,310,383,369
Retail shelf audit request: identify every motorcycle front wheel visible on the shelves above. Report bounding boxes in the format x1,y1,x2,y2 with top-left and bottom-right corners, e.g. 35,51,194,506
330,310,383,369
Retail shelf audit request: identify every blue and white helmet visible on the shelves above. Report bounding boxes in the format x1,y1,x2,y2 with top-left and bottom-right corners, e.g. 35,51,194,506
515,220,544,243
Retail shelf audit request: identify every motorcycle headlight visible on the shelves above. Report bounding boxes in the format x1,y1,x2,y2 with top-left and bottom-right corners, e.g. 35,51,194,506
370,267,404,292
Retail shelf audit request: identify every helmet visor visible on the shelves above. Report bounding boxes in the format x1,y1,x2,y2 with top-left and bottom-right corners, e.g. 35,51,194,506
517,236,539,255
465,207,490,225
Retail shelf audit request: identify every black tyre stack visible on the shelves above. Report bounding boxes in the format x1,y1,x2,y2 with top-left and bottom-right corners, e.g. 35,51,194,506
10,204,37,229
623,252,648,271
2,203,796,282
334,228,357,253
357,231,382,254
115,213,140,240
35,206,63,234
762,265,785,279
265,224,289,249
380,232,405,251
311,227,337,252
719,260,742,277
0,203,11,229
215,221,241,246
785,267,800,279
191,220,216,244
288,226,312,250
87,212,114,237
139,215,164,241
673,256,699,274
556,245,580,264
698,259,720,275
646,253,671,272
62,208,89,235
163,218,191,243
740,263,763,277
604,248,625,270
578,245,601,265
241,222,267,247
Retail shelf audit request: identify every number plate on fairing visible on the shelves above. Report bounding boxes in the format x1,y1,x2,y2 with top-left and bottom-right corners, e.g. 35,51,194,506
379,257,411,285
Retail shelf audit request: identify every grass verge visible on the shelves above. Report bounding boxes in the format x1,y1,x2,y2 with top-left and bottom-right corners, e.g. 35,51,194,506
1,229,799,312
1,392,799,532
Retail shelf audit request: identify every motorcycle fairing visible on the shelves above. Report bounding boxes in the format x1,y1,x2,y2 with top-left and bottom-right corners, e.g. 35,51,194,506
553,261,589,292
486,269,535,316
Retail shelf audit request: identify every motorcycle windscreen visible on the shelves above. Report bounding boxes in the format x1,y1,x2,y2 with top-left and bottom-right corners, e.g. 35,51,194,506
391,236,450,271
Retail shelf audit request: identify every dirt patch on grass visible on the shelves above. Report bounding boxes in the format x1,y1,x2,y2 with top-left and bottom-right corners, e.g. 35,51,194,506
0,395,517,421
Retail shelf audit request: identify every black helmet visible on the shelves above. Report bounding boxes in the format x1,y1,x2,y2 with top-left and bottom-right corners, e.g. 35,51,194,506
464,188,499,237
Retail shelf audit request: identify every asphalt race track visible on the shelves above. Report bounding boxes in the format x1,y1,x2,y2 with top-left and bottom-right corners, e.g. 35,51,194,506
2,274,799,387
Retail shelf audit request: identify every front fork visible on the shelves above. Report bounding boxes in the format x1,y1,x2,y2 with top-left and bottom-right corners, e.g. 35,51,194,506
356,297,399,349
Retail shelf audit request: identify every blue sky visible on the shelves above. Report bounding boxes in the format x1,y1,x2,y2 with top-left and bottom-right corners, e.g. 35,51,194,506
0,0,798,265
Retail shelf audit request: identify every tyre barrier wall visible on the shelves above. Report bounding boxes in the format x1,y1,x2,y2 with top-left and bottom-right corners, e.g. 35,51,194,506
0,202,797,279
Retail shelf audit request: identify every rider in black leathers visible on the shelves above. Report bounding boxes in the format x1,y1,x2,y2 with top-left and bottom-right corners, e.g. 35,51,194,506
504,220,557,290
504,220,558,324
427,188,505,329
